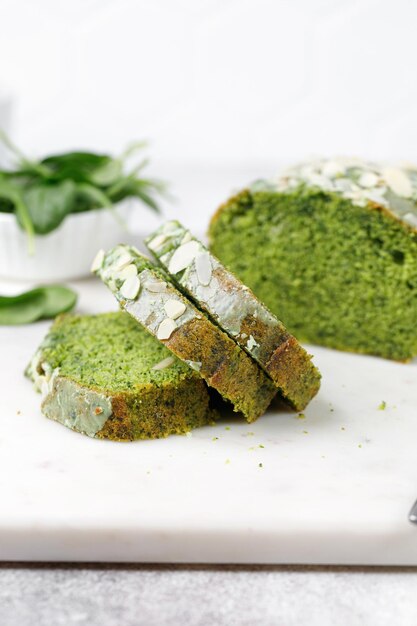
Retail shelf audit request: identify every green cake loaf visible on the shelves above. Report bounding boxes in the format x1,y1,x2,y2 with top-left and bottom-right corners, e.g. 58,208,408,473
26,312,217,440
145,220,320,411
93,244,277,423
209,158,417,361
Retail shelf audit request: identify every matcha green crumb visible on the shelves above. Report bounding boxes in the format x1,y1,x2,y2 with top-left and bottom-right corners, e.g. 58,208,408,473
259,463,263,468
378,401,387,410
26,312,217,441
209,183,417,361
296,413,306,420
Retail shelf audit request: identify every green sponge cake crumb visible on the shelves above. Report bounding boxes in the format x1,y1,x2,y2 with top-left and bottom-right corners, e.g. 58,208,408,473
26,312,217,440
209,158,417,361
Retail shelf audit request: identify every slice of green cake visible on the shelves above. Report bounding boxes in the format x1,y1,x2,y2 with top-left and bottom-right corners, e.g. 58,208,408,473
93,244,277,423
209,158,417,361
145,220,320,411
26,312,217,440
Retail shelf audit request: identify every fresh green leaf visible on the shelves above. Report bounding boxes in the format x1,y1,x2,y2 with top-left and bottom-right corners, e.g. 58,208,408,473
74,182,112,208
0,128,52,179
88,159,122,186
40,285,77,317
0,178,35,252
119,140,148,161
41,152,112,183
0,285,77,325
0,133,165,239
74,183,127,229
0,289,47,325
21,180,76,234
107,177,161,212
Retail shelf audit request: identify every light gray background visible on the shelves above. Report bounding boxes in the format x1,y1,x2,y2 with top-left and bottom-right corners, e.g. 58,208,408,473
1,563,417,626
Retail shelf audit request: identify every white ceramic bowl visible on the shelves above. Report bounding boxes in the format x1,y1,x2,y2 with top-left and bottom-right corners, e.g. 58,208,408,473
0,200,148,282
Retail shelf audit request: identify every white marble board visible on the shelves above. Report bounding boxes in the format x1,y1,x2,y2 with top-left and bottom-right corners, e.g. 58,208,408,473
0,278,416,565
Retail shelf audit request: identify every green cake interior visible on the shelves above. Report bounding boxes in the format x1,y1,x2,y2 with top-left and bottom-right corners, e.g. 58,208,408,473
27,311,217,441
209,187,417,361
34,311,200,392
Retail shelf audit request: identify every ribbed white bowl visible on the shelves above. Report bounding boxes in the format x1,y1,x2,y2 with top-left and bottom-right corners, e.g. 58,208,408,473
0,200,143,282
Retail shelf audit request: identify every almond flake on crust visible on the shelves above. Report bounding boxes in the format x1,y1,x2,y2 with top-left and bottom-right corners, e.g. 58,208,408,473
116,263,138,281
113,250,133,270
247,335,259,351
147,234,169,251
157,318,177,340
382,167,413,198
91,249,105,273
195,252,212,286
181,232,193,245
164,299,186,320
144,280,167,293
168,240,201,274
120,276,141,300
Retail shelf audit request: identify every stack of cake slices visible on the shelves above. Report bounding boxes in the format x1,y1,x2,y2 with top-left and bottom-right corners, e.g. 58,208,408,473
27,221,320,441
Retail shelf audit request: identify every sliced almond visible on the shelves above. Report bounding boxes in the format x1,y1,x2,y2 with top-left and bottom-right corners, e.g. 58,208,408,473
322,160,345,177
358,172,379,188
144,280,167,293
247,335,259,351
116,263,137,281
91,249,105,273
164,299,186,320
402,212,417,228
157,318,177,340
382,167,413,198
120,275,141,300
113,250,133,271
195,252,212,286
181,231,192,245
185,360,202,371
168,240,200,274
152,356,175,370
148,233,168,251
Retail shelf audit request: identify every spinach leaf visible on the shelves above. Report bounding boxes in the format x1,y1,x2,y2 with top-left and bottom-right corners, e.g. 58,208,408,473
40,285,77,317
88,158,122,186
0,178,35,252
0,289,46,325
0,133,165,246
0,285,77,325
21,180,76,234
41,152,111,183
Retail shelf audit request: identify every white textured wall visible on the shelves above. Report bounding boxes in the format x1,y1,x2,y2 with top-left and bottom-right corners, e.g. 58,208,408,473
1,0,416,161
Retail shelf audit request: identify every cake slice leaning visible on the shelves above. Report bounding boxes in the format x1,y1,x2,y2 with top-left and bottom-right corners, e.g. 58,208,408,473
145,221,321,411
93,245,277,423
26,312,217,441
